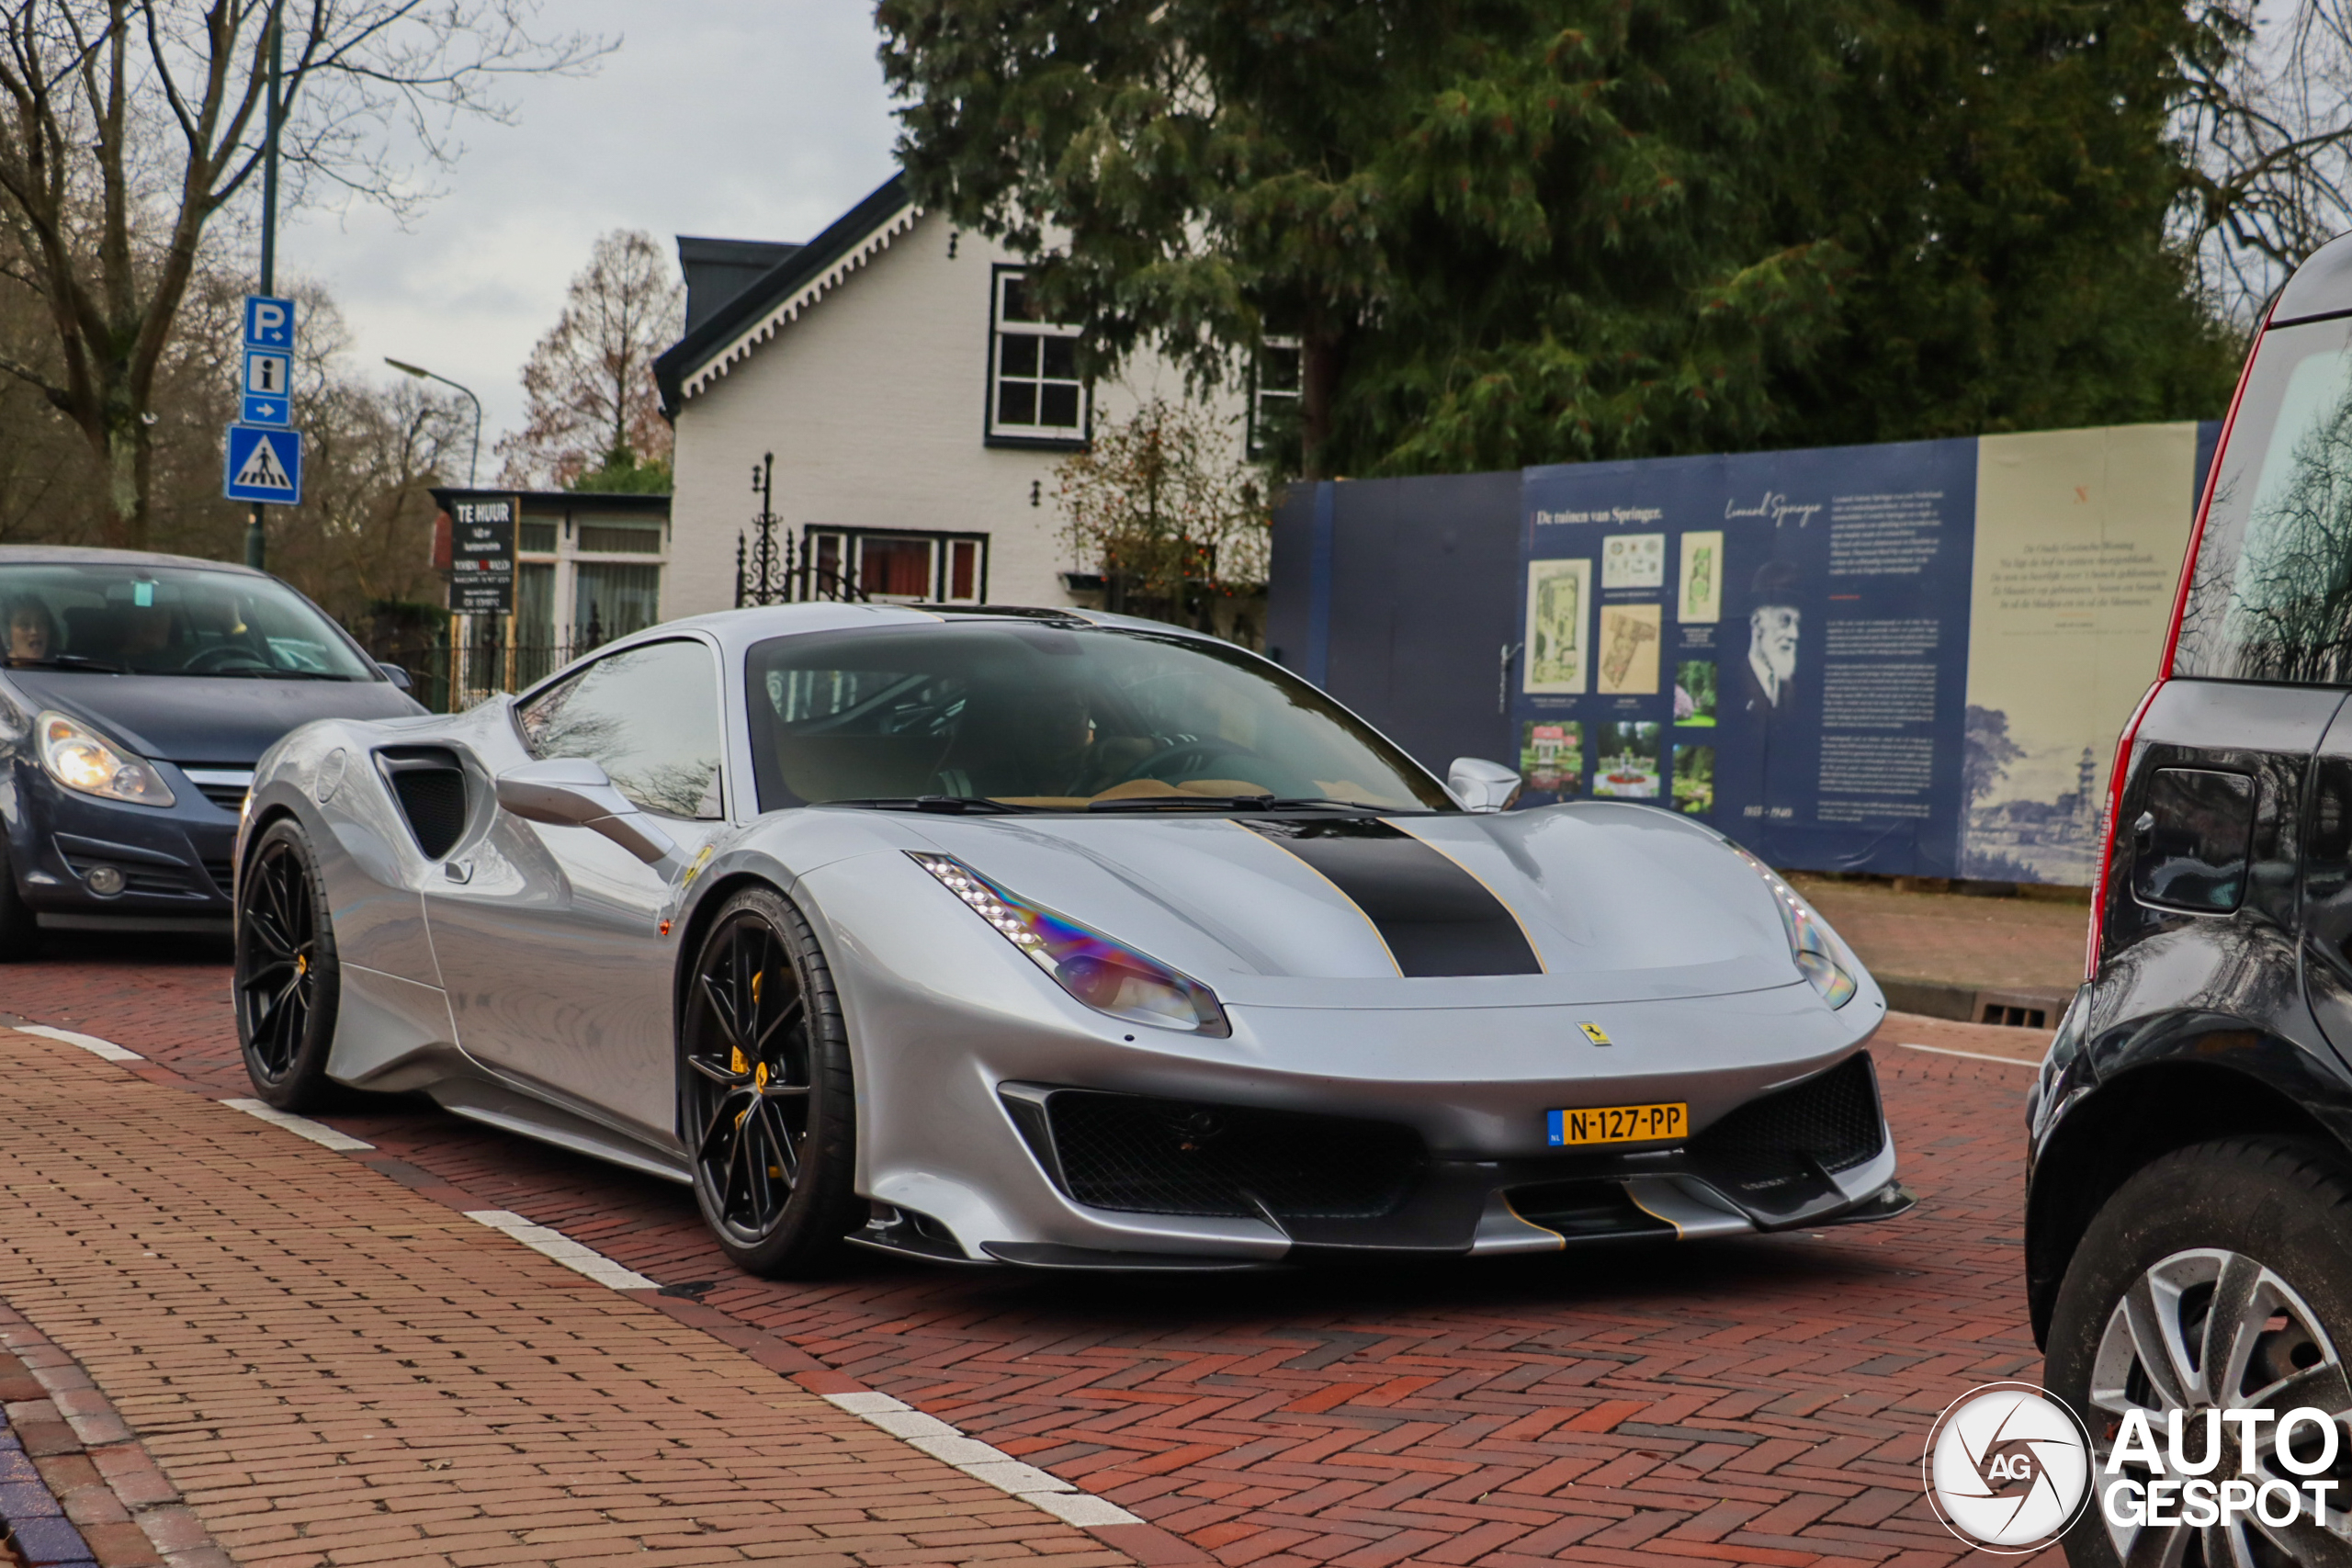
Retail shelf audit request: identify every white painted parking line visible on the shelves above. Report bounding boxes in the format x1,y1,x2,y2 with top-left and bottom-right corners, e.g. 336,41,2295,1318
17,1025,142,1062
818,1388,1133,1522
465,1209,656,1290
1899,1041,2041,1067
220,1098,376,1150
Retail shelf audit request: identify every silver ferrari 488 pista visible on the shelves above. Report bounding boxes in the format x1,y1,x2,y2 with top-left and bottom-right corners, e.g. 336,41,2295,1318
232,604,1908,1275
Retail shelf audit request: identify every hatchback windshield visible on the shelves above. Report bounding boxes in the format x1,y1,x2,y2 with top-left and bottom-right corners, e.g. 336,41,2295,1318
743,623,1454,812
0,563,375,680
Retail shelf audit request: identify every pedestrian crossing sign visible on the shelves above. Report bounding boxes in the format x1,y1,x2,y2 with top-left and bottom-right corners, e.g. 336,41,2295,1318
223,423,303,504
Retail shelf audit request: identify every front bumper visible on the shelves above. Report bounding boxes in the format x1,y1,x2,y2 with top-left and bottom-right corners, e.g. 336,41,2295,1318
854,1051,1906,1269
4,758,243,922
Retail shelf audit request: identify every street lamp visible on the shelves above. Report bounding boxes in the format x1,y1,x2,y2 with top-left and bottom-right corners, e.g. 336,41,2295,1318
384,358,482,487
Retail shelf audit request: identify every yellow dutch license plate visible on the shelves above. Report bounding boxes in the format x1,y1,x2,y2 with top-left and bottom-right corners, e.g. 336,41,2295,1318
1546,1101,1688,1147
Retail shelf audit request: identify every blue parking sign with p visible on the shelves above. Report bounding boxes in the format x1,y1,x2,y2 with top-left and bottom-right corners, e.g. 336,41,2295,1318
243,295,294,349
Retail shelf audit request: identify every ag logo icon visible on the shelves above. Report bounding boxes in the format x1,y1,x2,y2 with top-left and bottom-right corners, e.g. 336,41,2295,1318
1922,1382,2092,1553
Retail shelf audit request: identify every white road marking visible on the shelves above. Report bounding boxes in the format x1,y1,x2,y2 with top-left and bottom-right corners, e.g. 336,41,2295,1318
220,1098,377,1150
464,1209,656,1290
17,1025,141,1062
1899,1041,2041,1067
819,1388,1136,1522
19,1010,1133,1534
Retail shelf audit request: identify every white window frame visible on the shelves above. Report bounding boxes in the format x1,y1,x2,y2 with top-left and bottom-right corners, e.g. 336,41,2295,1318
986,266,1089,447
1248,336,1302,461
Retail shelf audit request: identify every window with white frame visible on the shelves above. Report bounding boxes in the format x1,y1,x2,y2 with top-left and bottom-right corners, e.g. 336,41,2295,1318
988,269,1087,445
1248,336,1302,461
802,528,989,604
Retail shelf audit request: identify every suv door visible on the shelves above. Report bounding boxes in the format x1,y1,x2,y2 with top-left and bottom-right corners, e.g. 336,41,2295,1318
2300,704,2352,1058
426,637,729,1147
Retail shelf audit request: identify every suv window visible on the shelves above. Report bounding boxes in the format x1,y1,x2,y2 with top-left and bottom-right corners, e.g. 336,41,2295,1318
516,638,724,818
2177,315,2352,682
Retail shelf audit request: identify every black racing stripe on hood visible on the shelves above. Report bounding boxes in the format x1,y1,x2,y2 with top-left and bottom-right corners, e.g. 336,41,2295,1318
1242,818,1542,977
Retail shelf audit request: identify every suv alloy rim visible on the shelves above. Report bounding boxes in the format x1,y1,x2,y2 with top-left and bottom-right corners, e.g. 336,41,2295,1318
2089,1247,2352,1563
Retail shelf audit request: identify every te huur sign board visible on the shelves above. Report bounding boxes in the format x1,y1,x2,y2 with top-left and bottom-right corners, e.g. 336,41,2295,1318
448,496,516,615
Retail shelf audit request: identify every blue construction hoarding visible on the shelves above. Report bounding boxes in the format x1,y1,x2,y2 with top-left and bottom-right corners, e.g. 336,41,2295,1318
1268,421,2223,883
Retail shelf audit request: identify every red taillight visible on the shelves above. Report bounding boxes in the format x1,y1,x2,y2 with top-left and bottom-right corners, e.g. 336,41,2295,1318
2085,680,2163,980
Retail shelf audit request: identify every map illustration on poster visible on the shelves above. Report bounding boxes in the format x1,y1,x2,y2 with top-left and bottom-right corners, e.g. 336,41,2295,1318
1519,441,1979,876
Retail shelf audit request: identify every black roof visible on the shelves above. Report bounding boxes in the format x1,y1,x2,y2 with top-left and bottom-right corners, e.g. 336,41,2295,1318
653,173,914,418
678,236,804,333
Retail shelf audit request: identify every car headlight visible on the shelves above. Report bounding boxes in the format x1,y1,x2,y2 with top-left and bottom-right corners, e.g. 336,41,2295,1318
1732,847,1858,1009
37,710,175,807
910,852,1229,1035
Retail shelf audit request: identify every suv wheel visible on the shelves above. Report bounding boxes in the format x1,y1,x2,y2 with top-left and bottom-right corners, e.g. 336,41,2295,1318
2047,1137,2352,1566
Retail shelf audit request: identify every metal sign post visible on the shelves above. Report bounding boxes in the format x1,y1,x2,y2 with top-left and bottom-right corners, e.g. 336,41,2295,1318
241,4,285,571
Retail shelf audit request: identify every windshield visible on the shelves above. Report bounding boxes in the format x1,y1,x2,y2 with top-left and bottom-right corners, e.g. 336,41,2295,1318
743,623,1454,812
2177,316,2352,683
0,563,376,680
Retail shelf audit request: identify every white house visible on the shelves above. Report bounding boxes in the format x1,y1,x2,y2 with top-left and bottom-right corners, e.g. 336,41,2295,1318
654,174,1282,615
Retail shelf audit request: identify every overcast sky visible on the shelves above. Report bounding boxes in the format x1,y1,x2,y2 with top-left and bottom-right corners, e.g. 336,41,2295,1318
282,1,899,476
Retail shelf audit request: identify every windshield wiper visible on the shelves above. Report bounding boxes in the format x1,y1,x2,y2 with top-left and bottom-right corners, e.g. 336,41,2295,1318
1085,794,1382,813
824,795,1038,815
6,653,126,673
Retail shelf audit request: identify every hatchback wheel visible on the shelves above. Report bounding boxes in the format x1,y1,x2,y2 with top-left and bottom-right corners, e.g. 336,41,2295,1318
2047,1137,2352,1566
679,886,861,1277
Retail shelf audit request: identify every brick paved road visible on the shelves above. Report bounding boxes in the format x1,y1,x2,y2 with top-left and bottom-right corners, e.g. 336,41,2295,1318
2,933,2061,1567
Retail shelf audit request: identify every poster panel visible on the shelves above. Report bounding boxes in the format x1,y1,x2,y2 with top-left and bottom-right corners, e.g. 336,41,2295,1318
1519,439,1978,874
1522,558,1591,694
1961,424,2202,883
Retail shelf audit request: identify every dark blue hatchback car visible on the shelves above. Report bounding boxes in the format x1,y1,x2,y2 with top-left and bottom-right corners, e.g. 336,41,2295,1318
0,546,424,953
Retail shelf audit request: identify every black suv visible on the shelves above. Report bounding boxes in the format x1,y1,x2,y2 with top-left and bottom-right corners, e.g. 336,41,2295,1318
2030,237,2352,1564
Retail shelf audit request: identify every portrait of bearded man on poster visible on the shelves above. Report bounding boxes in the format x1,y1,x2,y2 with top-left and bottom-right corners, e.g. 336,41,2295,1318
1739,558,1803,726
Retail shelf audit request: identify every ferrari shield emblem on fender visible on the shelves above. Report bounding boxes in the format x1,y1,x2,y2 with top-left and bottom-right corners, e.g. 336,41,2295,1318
1578,1021,1612,1046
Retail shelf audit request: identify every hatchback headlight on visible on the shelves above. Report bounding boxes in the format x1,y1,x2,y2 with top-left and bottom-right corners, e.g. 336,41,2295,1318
1733,847,1858,1009
910,852,1229,1035
37,710,175,807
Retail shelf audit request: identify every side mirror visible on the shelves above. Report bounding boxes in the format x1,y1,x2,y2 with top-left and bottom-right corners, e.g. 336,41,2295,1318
495,757,683,874
1448,757,1523,814
376,661,413,690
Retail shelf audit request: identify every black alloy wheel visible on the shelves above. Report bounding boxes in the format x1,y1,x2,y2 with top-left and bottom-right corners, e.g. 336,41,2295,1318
680,886,861,1276
234,817,343,1110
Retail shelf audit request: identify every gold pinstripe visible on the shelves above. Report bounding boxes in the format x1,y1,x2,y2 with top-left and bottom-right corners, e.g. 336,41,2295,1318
1223,818,1403,976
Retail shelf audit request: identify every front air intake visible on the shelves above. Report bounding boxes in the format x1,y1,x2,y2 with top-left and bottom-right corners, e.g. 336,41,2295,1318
1031,1089,1423,1221
377,748,468,861
1688,1052,1884,1199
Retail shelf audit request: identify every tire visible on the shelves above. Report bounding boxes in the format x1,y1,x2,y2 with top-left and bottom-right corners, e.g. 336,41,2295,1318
2046,1137,2352,1568
0,840,40,961
234,817,343,1111
678,886,861,1277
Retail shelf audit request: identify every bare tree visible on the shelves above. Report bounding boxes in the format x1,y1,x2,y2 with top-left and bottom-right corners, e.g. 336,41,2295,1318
2175,1,2352,320
0,1,606,547
494,227,680,490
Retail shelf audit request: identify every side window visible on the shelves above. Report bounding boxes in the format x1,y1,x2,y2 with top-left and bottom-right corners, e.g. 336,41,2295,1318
2131,766,2256,912
516,639,725,818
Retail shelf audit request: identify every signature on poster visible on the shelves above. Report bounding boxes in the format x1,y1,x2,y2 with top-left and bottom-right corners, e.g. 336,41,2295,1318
1724,491,1824,528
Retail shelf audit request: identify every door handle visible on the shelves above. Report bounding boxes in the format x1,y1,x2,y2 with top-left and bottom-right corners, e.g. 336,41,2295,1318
444,860,473,885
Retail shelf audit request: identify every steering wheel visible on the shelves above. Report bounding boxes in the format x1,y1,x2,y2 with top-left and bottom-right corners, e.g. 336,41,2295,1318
184,645,272,673
1116,737,1272,789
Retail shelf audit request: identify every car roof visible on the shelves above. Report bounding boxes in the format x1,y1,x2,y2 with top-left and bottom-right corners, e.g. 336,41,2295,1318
2274,230,2352,324
0,543,271,578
